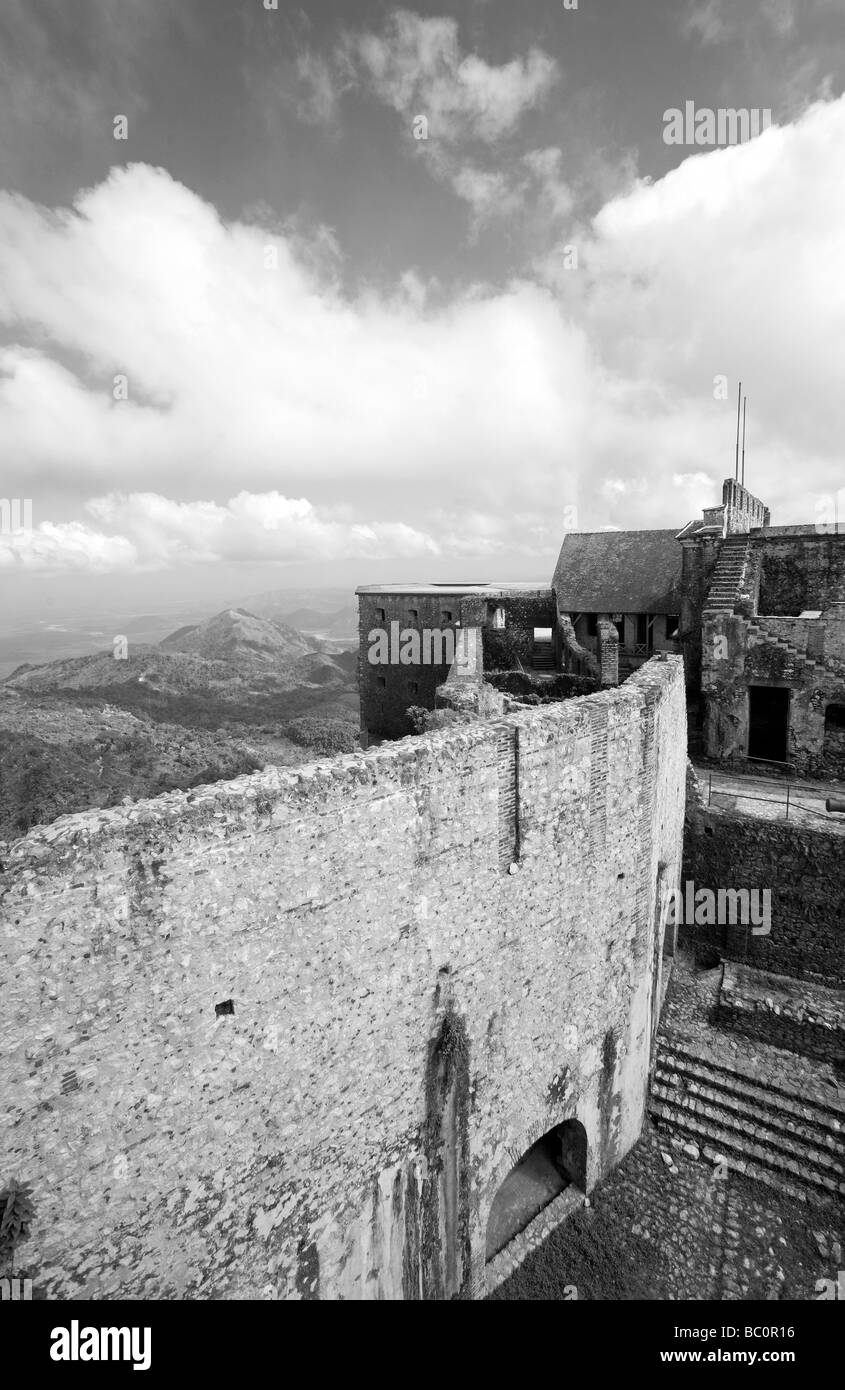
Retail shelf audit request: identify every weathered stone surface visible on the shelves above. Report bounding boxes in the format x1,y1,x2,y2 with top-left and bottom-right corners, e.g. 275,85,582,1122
682,785,845,983
0,659,686,1300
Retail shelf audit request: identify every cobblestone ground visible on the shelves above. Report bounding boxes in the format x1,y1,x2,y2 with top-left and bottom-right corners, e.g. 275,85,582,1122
490,1127,844,1300
491,950,845,1301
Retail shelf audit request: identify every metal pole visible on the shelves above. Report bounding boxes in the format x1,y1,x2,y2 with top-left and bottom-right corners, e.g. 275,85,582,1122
735,381,742,481
741,396,747,487
786,785,790,820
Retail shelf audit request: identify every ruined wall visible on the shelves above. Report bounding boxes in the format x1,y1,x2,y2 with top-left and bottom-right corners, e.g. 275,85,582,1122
597,619,620,686
358,590,554,742
758,536,845,616
1,659,686,1301
358,592,457,743
476,590,555,671
679,534,720,693
721,480,769,535
702,606,845,775
682,793,845,983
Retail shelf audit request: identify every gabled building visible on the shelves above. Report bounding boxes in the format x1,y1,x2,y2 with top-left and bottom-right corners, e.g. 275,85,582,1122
552,529,683,678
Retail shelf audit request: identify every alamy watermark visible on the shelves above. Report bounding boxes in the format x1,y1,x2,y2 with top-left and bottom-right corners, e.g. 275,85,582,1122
667,880,771,935
0,499,32,535
663,104,772,147
368,622,470,666
0,1277,32,1300
50,1321,151,1371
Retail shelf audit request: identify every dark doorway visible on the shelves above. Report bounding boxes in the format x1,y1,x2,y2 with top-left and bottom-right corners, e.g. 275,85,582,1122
485,1119,587,1261
748,685,790,762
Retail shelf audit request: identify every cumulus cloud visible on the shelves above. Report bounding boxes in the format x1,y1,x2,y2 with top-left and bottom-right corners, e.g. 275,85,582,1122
2,94,845,573
330,10,564,230
0,490,562,575
0,491,444,573
340,10,558,144
0,162,594,515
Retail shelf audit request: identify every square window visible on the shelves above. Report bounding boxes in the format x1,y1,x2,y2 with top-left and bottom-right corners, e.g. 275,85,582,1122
375,607,386,623
441,610,453,622
408,608,419,620
377,675,386,688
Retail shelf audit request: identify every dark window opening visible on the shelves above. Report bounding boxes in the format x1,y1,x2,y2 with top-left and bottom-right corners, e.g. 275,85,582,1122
666,615,680,639
441,610,453,622
408,608,419,620
376,675,386,688
408,681,419,695
215,999,234,1017
586,613,598,637
375,607,385,623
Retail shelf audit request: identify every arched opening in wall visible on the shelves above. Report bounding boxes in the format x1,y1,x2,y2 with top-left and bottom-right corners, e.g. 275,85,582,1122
485,1119,587,1261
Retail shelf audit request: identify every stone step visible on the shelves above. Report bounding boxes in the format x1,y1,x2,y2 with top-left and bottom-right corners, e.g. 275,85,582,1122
658,1039,845,1130
649,1100,845,1201
652,1064,844,1155
650,1032,845,1201
653,1057,844,1144
651,1075,844,1174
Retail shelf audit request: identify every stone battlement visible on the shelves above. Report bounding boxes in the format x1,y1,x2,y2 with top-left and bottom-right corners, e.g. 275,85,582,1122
1,657,686,1300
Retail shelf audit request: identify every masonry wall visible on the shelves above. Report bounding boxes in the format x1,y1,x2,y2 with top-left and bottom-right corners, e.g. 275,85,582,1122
702,607,845,776
357,590,555,743
758,536,845,616
358,592,458,742
0,659,686,1301
682,788,845,983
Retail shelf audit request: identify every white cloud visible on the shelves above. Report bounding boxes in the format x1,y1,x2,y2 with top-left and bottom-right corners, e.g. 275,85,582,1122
340,10,558,144
289,49,348,126
0,490,559,574
2,94,845,572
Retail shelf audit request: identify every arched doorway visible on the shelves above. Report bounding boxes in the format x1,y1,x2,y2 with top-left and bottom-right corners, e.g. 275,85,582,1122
485,1118,587,1261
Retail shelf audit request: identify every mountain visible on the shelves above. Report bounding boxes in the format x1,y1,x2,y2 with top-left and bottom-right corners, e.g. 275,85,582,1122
0,607,361,840
159,607,314,662
234,589,358,644
5,609,322,699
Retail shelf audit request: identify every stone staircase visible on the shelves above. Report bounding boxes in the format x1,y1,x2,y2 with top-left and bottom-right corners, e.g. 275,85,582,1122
650,1034,845,1203
745,617,829,680
704,535,752,612
531,639,555,671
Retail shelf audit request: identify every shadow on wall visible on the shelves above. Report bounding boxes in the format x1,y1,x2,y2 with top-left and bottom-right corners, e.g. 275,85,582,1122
485,1119,588,1261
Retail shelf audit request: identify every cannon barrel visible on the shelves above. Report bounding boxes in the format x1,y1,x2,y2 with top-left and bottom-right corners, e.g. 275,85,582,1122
825,798,845,813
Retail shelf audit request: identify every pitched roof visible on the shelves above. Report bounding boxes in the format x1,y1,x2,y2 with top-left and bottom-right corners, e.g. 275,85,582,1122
552,530,683,615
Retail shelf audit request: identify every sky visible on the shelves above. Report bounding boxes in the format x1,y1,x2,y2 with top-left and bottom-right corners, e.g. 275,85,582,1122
1,0,844,620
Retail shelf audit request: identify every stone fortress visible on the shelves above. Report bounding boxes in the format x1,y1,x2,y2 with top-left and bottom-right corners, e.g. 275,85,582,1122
358,477,845,780
2,479,843,1300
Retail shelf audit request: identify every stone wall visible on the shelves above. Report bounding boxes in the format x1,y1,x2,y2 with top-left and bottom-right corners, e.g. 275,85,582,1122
758,536,845,616
597,619,620,686
702,606,845,776
716,964,845,1070
1,659,687,1301
682,789,845,983
358,589,554,743
722,480,769,535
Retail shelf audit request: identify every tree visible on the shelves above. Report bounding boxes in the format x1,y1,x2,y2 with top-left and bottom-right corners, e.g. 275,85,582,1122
0,1180,34,1277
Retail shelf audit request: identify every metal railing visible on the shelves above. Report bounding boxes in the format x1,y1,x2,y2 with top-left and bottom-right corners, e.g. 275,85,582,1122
705,769,838,822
